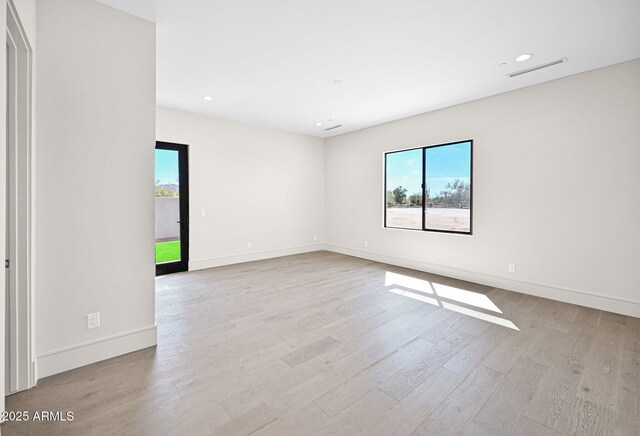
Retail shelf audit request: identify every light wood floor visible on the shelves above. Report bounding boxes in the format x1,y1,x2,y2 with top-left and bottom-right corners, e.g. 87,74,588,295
3,251,639,435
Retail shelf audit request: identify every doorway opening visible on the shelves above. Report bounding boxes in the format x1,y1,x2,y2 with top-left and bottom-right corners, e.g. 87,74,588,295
155,141,189,275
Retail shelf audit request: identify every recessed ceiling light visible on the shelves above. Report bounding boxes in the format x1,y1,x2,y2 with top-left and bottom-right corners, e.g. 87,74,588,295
203,96,213,101
515,54,532,62
315,122,323,127
332,79,342,85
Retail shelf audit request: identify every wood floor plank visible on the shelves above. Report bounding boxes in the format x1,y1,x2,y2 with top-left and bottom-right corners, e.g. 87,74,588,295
362,322,425,361
410,365,504,435
378,330,474,400
462,422,497,436
281,336,341,367
314,337,432,417
412,306,455,330
331,313,390,342
523,326,571,367
577,314,625,412
253,401,330,436
222,317,426,418
316,312,424,366
523,325,598,434
443,324,510,376
175,357,290,404
482,331,536,374
419,311,467,344
267,349,378,415
545,301,580,333
458,316,492,337
410,301,440,318
358,367,464,436
623,316,640,353
220,352,329,419
211,403,278,436
613,347,639,435
513,416,562,436
318,388,397,436
474,357,547,435
572,306,603,329
565,395,616,436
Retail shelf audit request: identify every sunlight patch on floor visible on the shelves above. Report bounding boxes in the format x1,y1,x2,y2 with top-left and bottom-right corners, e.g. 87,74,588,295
441,301,519,331
431,283,502,313
385,272,433,294
389,288,439,306
385,271,518,331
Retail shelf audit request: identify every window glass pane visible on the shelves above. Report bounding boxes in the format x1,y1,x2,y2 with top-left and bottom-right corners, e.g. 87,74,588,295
425,141,471,233
385,148,423,229
155,149,181,263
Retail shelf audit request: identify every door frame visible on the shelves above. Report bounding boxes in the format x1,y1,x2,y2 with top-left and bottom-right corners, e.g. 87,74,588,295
4,0,35,400
155,141,189,276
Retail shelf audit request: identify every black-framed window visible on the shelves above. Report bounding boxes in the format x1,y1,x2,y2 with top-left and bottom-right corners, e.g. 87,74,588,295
384,140,472,234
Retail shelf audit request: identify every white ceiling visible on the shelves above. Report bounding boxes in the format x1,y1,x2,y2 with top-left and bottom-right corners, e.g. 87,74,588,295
97,0,640,138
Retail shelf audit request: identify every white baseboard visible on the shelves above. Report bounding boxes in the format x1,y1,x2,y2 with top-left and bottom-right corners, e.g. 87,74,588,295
189,243,326,271
36,325,157,380
325,243,640,318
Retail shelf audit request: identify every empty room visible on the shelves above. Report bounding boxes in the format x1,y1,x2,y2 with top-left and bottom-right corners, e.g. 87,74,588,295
1,0,639,435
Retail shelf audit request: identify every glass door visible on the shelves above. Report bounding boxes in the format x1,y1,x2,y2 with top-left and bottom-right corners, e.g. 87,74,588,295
155,142,189,275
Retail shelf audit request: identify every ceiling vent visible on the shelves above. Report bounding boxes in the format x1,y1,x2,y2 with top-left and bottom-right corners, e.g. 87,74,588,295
506,57,568,78
325,124,343,131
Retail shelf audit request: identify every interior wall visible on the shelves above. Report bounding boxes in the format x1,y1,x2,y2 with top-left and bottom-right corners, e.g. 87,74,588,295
324,59,640,317
156,107,325,269
34,0,156,378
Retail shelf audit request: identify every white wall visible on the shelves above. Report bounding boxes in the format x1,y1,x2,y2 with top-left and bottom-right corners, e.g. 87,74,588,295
325,60,640,317
34,0,156,378
156,107,325,269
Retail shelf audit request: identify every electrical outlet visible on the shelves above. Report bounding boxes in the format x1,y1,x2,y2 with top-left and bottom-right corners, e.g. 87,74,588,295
313,234,318,241
247,242,252,249
200,208,206,217
87,312,100,329
508,263,516,273
364,240,369,248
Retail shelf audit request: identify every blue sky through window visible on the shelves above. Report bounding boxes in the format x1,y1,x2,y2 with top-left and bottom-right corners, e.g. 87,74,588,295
386,141,471,197
386,148,422,197
426,141,471,196
156,149,179,185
